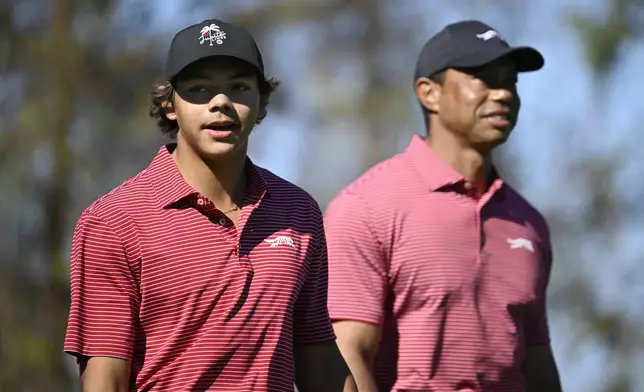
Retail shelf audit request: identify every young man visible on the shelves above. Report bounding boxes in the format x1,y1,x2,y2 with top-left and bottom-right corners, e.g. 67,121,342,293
325,20,562,392
64,19,349,392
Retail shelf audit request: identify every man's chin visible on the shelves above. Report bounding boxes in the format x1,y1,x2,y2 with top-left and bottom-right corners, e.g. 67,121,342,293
472,130,511,151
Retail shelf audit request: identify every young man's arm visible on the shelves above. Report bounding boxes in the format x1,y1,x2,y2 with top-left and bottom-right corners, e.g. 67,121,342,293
324,192,389,392
294,341,352,392
64,210,140,391
522,236,562,392
292,201,352,392
523,344,562,392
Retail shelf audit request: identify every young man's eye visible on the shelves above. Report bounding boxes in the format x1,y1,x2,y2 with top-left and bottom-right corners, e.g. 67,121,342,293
232,83,250,91
189,86,209,93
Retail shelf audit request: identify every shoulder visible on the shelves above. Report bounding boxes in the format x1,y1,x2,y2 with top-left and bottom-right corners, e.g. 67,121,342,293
325,154,413,249
346,152,410,196
254,166,327,250
78,167,152,234
502,185,551,244
327,152,411,216
256,165,322,215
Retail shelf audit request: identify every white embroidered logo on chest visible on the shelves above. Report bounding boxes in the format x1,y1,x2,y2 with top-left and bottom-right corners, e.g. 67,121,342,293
264,236,295,248
506,237,534,253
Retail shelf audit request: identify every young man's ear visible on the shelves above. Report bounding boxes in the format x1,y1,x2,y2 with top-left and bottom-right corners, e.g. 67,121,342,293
162,99,176,121
415,77,441,113
256,98,268,124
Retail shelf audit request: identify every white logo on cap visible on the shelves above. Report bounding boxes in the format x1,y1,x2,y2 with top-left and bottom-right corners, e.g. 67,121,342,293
199,23,227,46
476,29,504,42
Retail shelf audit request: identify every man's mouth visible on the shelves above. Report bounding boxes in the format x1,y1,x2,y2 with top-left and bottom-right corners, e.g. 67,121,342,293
482,110,512,127
482,111,510,120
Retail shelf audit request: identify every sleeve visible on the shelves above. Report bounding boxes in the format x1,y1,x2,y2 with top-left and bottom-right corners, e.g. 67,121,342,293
524,231,553,346
292,202,337,345
63,209,140,360
324,192,388,326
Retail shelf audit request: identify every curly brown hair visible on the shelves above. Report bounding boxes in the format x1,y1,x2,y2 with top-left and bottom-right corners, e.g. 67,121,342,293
149,76,281,139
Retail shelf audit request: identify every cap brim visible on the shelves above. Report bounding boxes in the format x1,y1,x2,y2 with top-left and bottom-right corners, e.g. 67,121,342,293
167,53,263,83
451,45,544,73
504,46,544,72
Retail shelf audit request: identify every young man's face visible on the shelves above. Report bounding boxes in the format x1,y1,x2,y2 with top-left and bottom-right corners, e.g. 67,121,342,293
433,58,521,149
166,56,265,158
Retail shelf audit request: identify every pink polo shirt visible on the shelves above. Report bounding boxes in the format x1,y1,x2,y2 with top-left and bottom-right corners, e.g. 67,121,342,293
64,144,335,391
325,135,552,392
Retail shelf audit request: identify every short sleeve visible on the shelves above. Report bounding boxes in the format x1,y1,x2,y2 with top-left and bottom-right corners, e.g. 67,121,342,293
325,192,388,326
64,210,140,360
293,203,336,345
524,233,553,345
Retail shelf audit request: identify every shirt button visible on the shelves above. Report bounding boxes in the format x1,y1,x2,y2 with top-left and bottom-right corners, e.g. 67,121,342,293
197,198,204,206
218,217,227,226
464,181,472,190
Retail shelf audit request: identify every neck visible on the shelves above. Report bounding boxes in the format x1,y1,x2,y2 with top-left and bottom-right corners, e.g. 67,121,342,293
425,129,492,187
172,135,247,210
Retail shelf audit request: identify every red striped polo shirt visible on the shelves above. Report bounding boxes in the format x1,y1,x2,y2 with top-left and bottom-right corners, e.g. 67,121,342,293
325,134,552,392
64,144,335,391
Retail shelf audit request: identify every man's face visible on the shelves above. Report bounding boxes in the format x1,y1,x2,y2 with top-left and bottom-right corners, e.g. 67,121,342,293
435,58,521,148
165,56,264,159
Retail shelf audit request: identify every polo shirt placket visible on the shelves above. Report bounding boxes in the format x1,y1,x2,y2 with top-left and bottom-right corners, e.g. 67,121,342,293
192,185,265,274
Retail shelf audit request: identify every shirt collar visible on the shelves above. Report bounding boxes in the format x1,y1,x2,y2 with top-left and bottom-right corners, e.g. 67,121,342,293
404,134,504,193
146,144,269,209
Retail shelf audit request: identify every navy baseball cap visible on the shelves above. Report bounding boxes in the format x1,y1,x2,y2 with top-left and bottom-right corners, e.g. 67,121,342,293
164,19,265,82
414,20,544,79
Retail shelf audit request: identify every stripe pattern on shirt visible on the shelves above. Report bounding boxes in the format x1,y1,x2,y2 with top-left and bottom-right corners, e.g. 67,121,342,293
325,134,552,392
64,144,335,391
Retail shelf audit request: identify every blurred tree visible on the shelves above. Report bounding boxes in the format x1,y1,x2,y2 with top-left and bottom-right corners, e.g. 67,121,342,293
549,0,644,390
0,0,163,390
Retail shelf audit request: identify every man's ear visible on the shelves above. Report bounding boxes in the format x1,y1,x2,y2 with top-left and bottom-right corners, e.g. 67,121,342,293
415,77,441,113
162,98,177,121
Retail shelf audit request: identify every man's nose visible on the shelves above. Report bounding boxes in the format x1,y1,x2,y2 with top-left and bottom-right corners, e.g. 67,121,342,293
490,86,515,104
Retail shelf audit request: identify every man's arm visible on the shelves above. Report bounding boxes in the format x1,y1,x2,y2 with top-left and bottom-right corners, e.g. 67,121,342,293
79,357,131,392
324,192,389,392
294,340,353,392
523,344,562,392
64,210,140,391
332,321,382,392
522,227,561,392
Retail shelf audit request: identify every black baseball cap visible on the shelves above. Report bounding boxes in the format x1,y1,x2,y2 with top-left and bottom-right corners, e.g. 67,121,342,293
414,20,544,80
164,19,265,82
